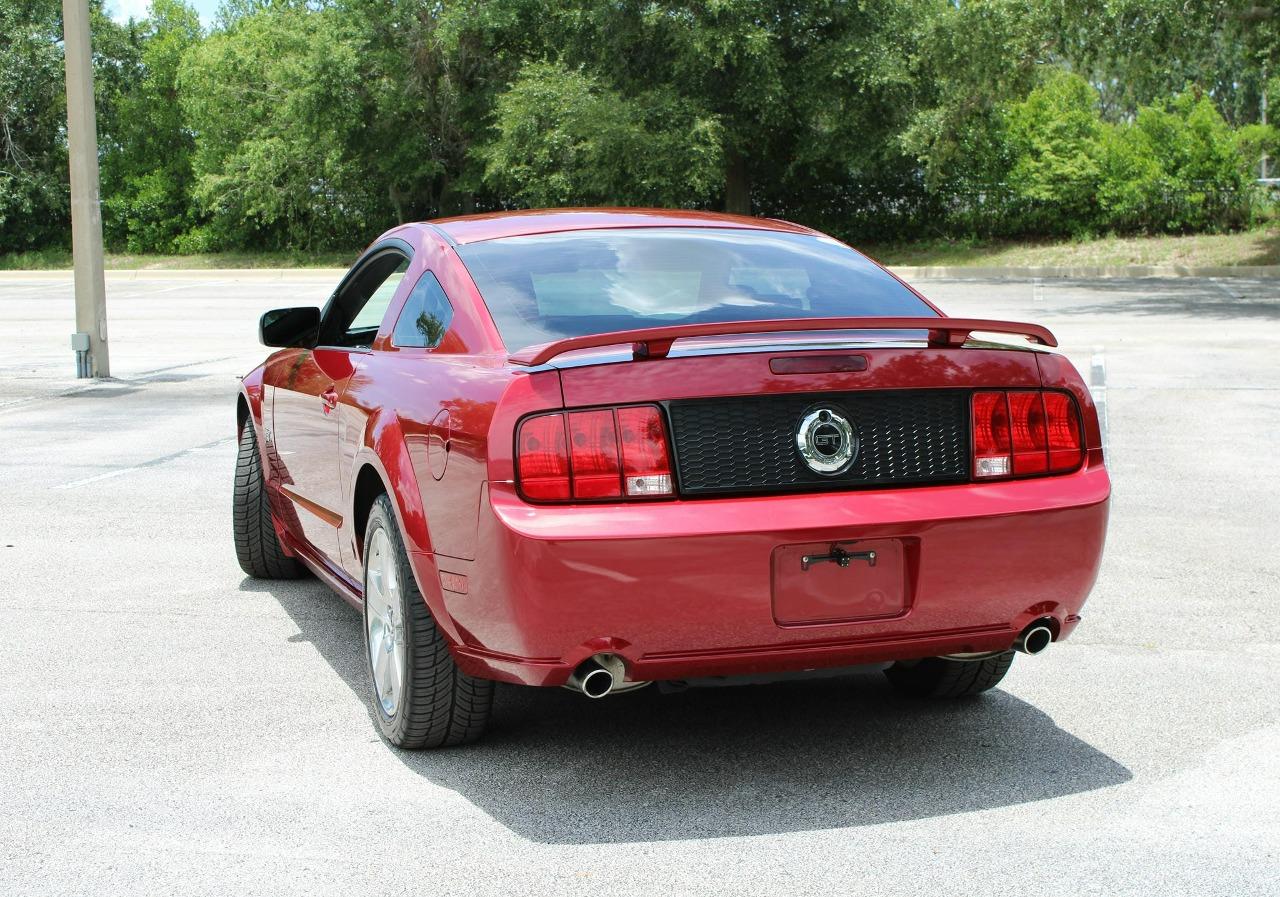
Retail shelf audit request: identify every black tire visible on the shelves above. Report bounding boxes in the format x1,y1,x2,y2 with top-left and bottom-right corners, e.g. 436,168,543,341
884,652,1015,698
233,418,306,579
362,494,493,749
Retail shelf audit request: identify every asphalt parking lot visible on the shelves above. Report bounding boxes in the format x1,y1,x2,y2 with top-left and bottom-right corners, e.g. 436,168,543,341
1,270,1277,895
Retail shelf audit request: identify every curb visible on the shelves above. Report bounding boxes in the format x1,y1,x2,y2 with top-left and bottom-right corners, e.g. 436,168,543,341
3,264,1280,282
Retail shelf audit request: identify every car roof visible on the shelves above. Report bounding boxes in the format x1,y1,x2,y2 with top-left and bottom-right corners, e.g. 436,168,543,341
418,208,821,245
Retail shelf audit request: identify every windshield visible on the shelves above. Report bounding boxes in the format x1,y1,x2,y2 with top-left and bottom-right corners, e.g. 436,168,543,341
454,227,936,352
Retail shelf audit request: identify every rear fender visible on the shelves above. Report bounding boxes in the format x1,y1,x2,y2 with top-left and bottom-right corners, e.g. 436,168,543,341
353,411,465,645
237,364,267,434
1036,352,1105,467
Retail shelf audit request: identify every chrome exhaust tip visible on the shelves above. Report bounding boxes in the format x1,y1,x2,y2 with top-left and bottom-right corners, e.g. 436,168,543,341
568,653,627,698
578,666,615,699
1016,623,1054,655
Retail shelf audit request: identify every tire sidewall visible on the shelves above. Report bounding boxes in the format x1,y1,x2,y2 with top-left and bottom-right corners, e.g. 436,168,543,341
362,497,414,744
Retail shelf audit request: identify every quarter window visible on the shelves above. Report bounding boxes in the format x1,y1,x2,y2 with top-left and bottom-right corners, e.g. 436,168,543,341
393,271,455,349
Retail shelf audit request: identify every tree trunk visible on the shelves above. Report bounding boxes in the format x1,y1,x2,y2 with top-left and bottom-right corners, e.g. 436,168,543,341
723,150,751,216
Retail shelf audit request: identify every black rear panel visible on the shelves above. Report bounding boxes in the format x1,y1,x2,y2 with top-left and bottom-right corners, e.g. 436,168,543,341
666,390,969,496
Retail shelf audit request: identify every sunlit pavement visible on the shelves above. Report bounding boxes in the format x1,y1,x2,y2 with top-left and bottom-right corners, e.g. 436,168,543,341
0,272,1277,895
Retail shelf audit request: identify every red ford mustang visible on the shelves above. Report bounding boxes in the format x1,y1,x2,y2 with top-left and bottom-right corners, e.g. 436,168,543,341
233,209,1109,748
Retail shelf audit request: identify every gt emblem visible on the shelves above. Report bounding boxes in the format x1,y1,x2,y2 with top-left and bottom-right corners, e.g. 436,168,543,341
796,407,857,475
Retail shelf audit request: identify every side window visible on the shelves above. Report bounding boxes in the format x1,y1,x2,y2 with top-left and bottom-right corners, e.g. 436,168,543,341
323,251,410,348
392,271,455,349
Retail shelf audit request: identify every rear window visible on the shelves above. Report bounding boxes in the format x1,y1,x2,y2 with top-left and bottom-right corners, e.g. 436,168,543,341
454,227,936,352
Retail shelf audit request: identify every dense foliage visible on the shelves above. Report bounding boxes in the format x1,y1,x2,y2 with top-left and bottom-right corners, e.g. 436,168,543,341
3,0,1279,253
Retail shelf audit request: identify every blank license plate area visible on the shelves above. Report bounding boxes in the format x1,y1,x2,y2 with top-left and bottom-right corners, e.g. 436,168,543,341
771,539,906,625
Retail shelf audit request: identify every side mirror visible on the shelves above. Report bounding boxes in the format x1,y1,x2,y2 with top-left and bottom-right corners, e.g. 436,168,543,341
259,307,320,348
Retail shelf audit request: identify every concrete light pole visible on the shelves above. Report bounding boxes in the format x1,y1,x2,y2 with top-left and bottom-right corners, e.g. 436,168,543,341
62,0,110,378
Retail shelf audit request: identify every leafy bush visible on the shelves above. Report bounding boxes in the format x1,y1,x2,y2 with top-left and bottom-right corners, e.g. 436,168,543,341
1003,72,1106,236
478,61,723,209
910,76,1262,240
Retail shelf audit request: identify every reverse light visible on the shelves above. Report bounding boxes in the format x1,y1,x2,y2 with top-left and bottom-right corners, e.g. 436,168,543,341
617,406,673,496
972,391,1012,478
972,390,1083,479
517,405,675,502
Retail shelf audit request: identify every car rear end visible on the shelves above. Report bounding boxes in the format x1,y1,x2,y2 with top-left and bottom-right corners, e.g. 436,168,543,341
444,223,1110,689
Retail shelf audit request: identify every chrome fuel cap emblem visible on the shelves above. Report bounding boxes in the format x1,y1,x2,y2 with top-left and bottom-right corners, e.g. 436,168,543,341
796,407,858,475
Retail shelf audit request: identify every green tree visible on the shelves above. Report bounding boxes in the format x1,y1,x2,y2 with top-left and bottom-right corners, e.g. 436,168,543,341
461,0,929,216
178,1,381,249
1004,72,1105,234
1124,90,1255,231
0,0,139,252
479,61,722,208
0,0,69,251
101,0,202,252
902,0,1053,190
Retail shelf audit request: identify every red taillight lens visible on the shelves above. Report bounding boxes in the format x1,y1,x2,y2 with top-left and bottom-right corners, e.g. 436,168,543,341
617,405,673,497
515,413,570,500
972,391,1012,478
1043,391,1084,472
568,409,621,499
1009,391,1048,474
517,405,673,502
972,389,1083,479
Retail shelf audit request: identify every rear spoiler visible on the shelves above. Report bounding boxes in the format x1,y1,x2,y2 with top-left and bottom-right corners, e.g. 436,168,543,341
507,316,1057,366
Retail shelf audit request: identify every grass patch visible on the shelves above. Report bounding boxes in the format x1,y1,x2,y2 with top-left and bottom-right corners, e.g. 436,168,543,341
0,248,358,270
863,228,1280,268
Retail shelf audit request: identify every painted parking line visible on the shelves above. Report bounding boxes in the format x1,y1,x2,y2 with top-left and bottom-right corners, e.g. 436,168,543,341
1090,345,1108,453
54,436,234,489
1211,278,1241,301
134,355,237,379
108,281,230,300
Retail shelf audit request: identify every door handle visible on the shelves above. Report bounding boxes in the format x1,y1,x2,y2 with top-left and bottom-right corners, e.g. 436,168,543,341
320,386,339,414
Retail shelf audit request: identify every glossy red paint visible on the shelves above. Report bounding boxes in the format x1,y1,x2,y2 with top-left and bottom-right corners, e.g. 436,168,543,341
238,210,1110,689
431,207,819,245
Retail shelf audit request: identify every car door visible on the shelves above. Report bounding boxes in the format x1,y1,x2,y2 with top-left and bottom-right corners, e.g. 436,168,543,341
270,247,410,568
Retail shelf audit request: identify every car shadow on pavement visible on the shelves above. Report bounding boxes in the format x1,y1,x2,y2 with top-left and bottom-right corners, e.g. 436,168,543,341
250,577,1132,845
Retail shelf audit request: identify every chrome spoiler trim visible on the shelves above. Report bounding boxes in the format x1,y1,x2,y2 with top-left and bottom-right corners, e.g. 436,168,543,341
507,317,1058,366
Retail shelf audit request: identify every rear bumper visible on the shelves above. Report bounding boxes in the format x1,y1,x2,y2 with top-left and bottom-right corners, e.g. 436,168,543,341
442,464,1110,686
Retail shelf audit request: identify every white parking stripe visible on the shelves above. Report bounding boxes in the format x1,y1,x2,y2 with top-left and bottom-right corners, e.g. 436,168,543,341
54,436,234,489
1090,345,1108,453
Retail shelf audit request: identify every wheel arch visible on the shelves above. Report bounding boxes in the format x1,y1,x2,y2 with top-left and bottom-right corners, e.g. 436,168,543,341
349,412,464,646
237,364,268,437
351,462,388,551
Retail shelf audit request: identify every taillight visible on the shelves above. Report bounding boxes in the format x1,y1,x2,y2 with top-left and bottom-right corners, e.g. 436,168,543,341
517,405,674,502
972,390,1083,479
568,410,621,499
1008,391,1048,474
972,391,1012,478
1043,391,1084,471
515,413,570,500
617,405,673,497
